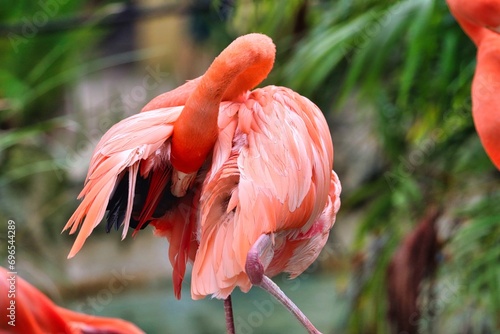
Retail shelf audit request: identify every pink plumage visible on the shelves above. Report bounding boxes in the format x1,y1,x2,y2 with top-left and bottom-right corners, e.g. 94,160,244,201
64,33,341,333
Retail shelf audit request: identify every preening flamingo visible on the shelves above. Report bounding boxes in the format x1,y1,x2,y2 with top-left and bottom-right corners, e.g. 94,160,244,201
0,267,144,334
64,33,341,333
447,0,500,170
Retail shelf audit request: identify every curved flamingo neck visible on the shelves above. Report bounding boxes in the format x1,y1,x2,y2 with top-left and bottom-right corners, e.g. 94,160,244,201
447,0,500,170
447,1,484,46
454,15,485,46
171,34,276,173
447,0,500,46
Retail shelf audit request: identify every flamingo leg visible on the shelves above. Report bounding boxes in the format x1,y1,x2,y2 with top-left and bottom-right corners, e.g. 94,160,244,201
245,234,322,334
224,295,236,334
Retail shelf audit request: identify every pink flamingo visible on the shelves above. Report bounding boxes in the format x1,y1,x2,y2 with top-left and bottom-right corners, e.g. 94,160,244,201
0,266,144,334
447,0,500,169
64,33,341,333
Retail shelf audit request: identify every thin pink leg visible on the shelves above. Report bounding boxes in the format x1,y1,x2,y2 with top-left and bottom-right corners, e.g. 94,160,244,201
224,295,235,334
246,234,322,334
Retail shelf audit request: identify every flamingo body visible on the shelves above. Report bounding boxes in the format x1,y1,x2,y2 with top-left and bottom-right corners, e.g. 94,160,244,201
65,34,341,332
64,83,341,300
471,38,500,169
191,85,340,299
447,0,500,170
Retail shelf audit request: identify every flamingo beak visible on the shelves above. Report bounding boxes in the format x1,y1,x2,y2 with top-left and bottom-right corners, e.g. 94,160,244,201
171,168,197,197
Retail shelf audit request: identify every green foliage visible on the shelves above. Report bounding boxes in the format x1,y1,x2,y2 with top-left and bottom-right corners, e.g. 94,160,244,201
0,1,98,124
448,193,500,329
0,1,119,269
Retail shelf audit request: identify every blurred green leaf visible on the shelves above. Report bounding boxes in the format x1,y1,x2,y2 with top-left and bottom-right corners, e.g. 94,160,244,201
0,117,66,151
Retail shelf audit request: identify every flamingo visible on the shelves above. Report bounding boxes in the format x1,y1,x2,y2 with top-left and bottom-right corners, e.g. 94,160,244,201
0,266,144,334
64,33,341,333
447,0,500,170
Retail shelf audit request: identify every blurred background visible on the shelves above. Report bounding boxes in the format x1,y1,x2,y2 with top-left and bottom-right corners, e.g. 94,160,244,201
1,0,500,333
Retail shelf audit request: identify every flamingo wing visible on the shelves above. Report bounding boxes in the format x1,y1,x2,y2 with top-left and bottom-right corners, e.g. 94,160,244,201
233,87,333,265
149,189,201,299
64,107,183,258
191,86,336,299
265,170,341,279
